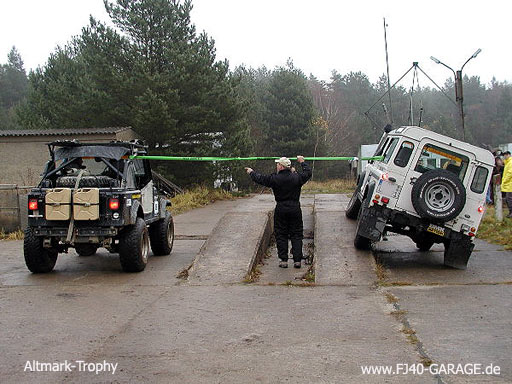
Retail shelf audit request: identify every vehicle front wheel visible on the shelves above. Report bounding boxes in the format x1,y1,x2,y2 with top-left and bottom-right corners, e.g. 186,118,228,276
119,218,150,272
23,229,58,273
354,233,371,250
149,212,174,256
345,189,362,220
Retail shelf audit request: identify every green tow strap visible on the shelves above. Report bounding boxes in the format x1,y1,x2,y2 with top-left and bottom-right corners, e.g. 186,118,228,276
130,155,384,161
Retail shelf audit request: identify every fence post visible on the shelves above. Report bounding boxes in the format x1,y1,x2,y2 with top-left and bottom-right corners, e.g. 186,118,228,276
494,175,503,222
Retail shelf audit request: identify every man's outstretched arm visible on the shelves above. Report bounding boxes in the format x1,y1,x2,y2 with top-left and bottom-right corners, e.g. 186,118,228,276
245,167,273,187
296,156,312,185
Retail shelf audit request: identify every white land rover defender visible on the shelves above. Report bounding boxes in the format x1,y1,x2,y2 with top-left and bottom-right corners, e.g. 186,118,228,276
346,126,494,269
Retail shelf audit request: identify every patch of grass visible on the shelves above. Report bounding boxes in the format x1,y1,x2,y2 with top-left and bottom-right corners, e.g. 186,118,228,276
170,186,240,215
374,260,388,284
477,205,512,250
302,267,315,283
280,281,316,287
176,262,194,279
243,265,262,284
384,292,399,304
302,178,356,194
380,281,413,287
420,357,434,367
390,309,408,321
0,229,24,241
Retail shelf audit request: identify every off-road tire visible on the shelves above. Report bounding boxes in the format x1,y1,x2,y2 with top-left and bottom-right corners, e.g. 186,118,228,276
149,212,174,256
75,244,99,257
346,189,362,219
23,228,58,273
416,239,435,251
353,191,372,250
411,169,466,223
354,233,371,250
118,218,150,272
56,175,119,188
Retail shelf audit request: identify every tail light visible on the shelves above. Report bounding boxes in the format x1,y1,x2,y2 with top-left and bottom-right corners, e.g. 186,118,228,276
28,199,38,211
381,197,390,204
109,198,119,210
477,206,484,213
381,173,389,181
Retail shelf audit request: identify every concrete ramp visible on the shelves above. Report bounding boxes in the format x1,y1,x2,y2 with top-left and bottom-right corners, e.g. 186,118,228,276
314,194,375,286
188,210,272,285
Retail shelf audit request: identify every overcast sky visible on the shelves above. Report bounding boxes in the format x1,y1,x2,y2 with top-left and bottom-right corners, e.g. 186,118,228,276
1,0,510,87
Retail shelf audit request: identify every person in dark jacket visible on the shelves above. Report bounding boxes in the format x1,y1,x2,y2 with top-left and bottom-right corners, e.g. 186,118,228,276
245,156,312,268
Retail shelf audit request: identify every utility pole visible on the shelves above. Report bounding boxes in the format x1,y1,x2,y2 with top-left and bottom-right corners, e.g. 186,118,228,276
430,49,481,141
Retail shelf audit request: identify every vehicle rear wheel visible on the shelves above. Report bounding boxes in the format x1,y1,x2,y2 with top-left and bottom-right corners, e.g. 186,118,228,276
75,244,99,257
416,239,435,251
23,228,58,273
149,212,174,256
119,218,149,272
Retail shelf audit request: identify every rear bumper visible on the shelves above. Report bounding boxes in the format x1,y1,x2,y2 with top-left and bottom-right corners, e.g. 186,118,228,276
364,204,472,243
32,227,118,238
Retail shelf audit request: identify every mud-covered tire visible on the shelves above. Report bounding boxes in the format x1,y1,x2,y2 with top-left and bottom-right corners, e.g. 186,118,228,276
354,233,371,250
75,244,99,257
411,169,466,223
56,176,119,188
119,218,150,272
346,189,362,220
23,228,58,273
416,239,435,252
353,192,372,250
149,212,174,256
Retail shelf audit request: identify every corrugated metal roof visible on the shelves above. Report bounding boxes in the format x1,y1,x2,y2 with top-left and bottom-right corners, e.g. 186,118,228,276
0,127,132,137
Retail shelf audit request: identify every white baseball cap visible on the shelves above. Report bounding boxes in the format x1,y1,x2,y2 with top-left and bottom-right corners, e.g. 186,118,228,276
275,157,291,167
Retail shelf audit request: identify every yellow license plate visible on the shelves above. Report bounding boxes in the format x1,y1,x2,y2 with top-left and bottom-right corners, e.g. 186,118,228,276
427,224,445,237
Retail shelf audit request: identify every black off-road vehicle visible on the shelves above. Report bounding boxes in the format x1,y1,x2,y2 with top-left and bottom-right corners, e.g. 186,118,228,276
24,140,175,273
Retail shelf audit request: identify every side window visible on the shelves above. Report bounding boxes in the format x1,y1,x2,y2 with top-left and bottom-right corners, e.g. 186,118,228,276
374,138,389,157
394,141,414,168
382,138,399,164
414,144,469,180
470,166,489,194
133,159,151,187
125,163,136,189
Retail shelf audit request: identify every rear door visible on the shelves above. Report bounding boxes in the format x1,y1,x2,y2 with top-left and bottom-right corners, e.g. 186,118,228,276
395,139,472,216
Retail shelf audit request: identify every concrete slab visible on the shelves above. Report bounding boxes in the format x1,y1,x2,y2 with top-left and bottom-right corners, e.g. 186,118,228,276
173,198,244,237
53,286,424,384
257,239,314,284
314,194,376,286
0,239,203,287
374,235,512,286
388,285,512,382
188,211,272,285
313,193,349,212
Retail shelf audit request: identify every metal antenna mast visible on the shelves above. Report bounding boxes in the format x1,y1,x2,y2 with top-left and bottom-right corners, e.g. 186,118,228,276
383,18,393,124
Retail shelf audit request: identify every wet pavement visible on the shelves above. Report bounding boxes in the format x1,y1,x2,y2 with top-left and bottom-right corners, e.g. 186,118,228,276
0,194,511,383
